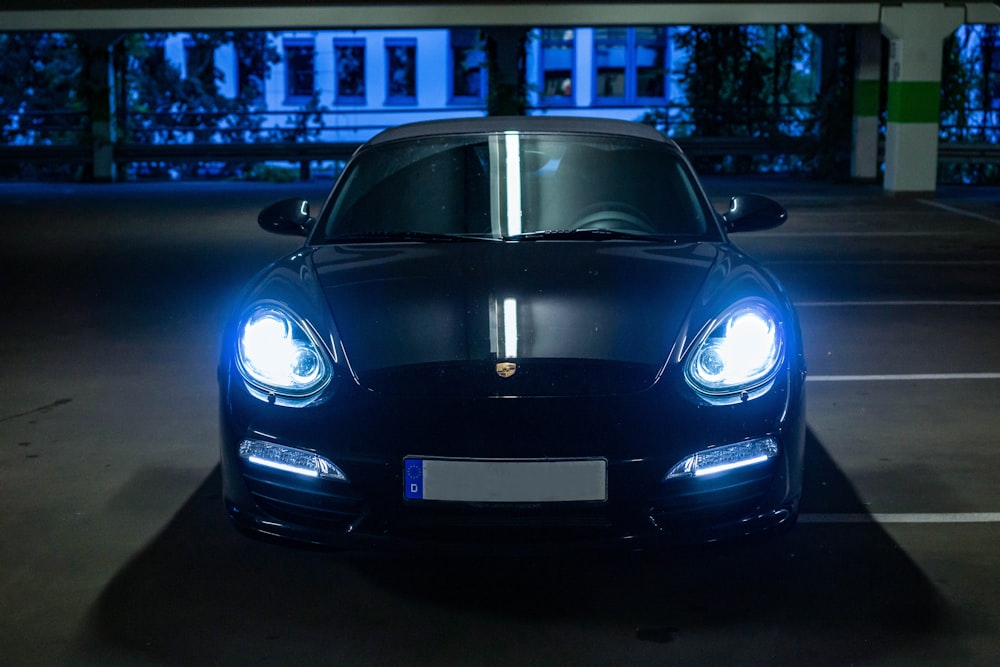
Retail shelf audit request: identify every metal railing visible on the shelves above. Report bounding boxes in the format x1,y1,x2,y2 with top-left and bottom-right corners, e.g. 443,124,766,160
2,108,999,180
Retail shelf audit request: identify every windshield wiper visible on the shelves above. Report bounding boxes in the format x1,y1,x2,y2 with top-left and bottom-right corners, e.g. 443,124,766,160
327,231,499,243
507,229,664,242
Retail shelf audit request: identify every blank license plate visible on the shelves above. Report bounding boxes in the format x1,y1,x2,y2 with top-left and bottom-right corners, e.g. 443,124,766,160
404,457,607,502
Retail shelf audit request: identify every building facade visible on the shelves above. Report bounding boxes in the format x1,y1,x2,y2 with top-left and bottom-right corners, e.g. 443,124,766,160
161,28,685,143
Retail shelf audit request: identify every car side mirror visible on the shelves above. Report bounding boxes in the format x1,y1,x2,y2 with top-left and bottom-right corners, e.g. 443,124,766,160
722,194,787,233
258,198,314,236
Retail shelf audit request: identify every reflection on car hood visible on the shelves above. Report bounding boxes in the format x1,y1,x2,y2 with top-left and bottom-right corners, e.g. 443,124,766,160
311,241,719,397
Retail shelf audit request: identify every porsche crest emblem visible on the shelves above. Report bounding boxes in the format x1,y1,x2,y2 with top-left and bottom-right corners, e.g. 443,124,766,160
496,362,517,379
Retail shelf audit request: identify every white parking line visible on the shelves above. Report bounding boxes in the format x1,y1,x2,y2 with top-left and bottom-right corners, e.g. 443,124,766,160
808,373,1000,382
769,260,1000,266
801,513,1000,524
749,230,984,238
796,300,1000,307
918,199,1000,226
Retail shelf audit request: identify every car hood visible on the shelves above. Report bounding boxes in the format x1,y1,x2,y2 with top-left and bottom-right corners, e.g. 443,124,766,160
310,241,719,397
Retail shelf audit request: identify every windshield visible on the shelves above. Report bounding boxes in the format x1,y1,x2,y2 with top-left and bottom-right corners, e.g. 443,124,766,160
318,132,717,242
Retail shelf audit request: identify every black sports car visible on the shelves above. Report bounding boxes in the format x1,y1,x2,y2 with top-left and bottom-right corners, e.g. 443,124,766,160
219,116,806,550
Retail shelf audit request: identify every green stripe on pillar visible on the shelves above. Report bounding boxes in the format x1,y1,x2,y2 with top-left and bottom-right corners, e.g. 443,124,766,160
854,80,879,117
886,81,941,123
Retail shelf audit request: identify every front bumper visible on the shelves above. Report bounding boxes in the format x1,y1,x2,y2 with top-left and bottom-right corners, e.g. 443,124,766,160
219,365,806,552
225,458,799,553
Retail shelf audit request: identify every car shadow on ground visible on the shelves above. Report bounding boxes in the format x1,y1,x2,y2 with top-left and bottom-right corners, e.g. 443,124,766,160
76,428,957,666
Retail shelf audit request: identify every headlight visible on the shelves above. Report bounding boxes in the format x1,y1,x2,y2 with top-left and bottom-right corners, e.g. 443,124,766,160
684,300,783,397
236,303,332,397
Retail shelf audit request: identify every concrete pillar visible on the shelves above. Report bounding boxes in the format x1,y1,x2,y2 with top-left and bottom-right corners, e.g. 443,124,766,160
851,24,881,181
880,3,964,195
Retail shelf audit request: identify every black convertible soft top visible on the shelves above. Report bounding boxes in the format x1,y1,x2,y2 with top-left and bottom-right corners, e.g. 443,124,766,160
368,115,676,148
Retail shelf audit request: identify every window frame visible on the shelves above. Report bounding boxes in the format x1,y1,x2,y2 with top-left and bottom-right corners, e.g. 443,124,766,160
448,29,488,105
334,37,367,106
385,37,417,106
283,37,316,104
537,28,576,106
592,27,670,107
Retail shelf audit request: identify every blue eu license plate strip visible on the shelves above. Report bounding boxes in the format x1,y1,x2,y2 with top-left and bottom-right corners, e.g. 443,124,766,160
404,458,424,499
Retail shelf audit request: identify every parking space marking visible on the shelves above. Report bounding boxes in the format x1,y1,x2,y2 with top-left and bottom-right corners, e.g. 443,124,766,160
801,513,1000,524
769,259,1000,266
918,199,1000,226
750,230,985,238
796,300,1000,307
808,373,1000,382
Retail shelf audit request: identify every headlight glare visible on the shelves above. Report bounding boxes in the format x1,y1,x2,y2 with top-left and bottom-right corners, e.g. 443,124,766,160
237,304,331,397
685,301,783,396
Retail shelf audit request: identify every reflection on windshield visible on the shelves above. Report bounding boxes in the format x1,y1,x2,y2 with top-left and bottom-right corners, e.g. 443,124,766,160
320,133,712,242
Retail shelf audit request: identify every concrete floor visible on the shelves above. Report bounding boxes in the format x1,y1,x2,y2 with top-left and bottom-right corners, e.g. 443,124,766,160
1,177,998,665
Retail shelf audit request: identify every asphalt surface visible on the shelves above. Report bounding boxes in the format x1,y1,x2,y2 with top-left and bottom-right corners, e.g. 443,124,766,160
1,176,998,666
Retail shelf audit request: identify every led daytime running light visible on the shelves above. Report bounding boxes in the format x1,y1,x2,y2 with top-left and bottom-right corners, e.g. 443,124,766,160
239,439,347,481
666,437,779,479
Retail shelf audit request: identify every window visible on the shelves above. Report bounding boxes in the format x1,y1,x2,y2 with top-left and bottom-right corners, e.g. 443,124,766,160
335,38,366,104
635,27,668,99
324,139,493,238
284,38,315,101
320,134,710,241
450,29,487,103
386,39,416,104
539,29,575,103
594,27,669,105
594,28,627,99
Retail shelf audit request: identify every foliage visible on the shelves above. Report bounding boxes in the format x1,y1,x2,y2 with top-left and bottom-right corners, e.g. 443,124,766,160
485,29,529,116
0,32,87,178
660,25,819,174
942,26,983,136
675,26,767,138
121,31,281,177
808,26,856,181
2,27,998,183
0,32,86,142
940,25,1000,185
270,91,328,143
235,163,299,182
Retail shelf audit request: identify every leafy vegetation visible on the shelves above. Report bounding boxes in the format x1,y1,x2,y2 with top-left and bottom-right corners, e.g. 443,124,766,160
0,27,997,183
941,24,1000,184
0,33,87,178
119,31,281,178
647,25,852,178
